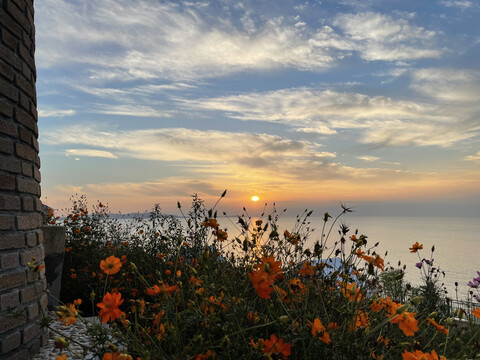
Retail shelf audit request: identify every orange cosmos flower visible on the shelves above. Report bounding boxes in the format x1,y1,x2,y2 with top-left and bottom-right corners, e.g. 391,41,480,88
351,310,369,331
216,229,228,241
298,261,315,277
473,307,480,319
195,350,216,360
308,318,331,344
100,256,122,275
409,242,423,253
402,349,446,360
262,334,291,359
55,355,68,360
248,270,274,299
201,218,219,228
145,283,179,296
102,353,119,360
255,254,284,280
427,318,448,335
390,311,418,336
97,292,124,323
340,282,363,302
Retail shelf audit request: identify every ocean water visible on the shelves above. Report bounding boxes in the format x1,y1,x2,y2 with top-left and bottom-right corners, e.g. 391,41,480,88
121,214,480,298
269,215,480,298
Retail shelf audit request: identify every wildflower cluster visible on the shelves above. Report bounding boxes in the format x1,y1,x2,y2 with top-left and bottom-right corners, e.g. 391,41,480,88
43,195,480,359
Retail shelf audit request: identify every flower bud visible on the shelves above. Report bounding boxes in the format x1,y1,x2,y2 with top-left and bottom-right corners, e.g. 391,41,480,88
446,317,453,325
278,315,289,324
396,304,409,314
410,296,424,306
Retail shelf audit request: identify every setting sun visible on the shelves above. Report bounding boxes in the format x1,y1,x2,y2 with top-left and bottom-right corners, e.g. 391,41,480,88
251,195,259,202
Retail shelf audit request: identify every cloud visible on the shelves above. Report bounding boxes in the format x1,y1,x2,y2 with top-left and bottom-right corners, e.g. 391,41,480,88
38,109,76,117
439,1,472,9
36,0,346,81
332,12,440,61
43,125,402,184
465,151,480,161
410,68,480,102
65,149,118,159
185,87,478,147
357,156,379,162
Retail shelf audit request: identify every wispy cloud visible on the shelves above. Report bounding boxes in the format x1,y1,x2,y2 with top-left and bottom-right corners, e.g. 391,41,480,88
464,151,480,161
332,12,440,61
439,1,473,9
185,87,478,147
36,0,345,81
357,156,380,162
65,149,118,159
38,108,76,117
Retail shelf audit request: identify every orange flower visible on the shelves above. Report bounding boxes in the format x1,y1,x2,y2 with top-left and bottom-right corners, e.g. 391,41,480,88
57,302,80,325
248,270,274,299
427,318,448,335
262,334,291,359
100,256,122,275
473,307,480,319
145,283,179,296
340,282,363,302
121,255,127,264
298,261,315,277
97,292,124,323
165,269,171,275
390,311,418,336
402,349,446,360
65,246,73,252
409,242,423,253
201,218,219,228
195,350,216,360
102,353,119,360
55,355,68,360
216,229,228,241
308,318,331,344
352,310,369,331
284,230,300,245
255,254,284,280
75,229,81,234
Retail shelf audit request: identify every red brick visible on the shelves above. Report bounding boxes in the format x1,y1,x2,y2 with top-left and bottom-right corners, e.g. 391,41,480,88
0,269,25,291
4,348,29,360
0,330,21,354
25,232,37,247
1,28,18,51
16,72,35,98
17,213,41,230
0,61,15,81
0,252,19,270
0,314,25,335
0,290,19,311
22,322,41,343
17,177,40,195
0,9,23,39
0,214,15,230
20,247,44,266
16,108,38,136
0,173,16,190
33,166,40,182
21,161,32,177
5,1,31,35
0,99,14,118
20,282,44,304
0,194,21,210
21,196,33,211
0,155,21,173
0,76,19,102
26,301,38,319
0,233,24,250
0,136,14,154
15,142,36,161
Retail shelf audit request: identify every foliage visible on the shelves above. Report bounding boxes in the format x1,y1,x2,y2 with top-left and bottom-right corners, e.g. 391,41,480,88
40,194,480,360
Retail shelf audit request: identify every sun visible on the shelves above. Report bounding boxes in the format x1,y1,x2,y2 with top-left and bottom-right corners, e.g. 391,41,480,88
251,195,259,202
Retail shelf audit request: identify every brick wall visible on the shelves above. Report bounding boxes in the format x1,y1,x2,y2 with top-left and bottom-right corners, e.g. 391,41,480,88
0,0,47,359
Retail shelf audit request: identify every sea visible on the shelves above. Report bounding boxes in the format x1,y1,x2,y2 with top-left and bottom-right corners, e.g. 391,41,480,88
265,214,480,299
121,214,480,300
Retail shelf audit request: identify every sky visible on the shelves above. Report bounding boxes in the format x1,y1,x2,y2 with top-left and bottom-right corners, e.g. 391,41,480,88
34,0,480,216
